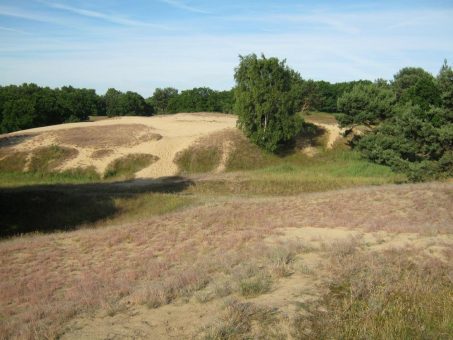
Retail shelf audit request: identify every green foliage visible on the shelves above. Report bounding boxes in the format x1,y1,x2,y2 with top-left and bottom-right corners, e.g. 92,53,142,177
104,88,152,117
234,54,303,152
151,87,179,114
437,59,453,110
337,82,397,127
393,67,441,109
0,83,103,133
356,104,453,181
167,87,234,113
104,154,159,179
313,80,373,113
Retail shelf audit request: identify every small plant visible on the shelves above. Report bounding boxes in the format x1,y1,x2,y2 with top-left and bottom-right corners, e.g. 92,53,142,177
239,274,272,297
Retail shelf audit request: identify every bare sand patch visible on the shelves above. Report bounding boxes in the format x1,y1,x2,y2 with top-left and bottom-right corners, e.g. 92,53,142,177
54,124,162,148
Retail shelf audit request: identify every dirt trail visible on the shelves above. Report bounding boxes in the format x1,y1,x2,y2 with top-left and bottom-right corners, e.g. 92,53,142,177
316,122,344,149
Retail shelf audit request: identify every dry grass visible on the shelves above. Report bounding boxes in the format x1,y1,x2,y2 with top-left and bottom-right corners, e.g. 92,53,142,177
0,150,28,172
91,149,114,159
54,124,162,148
0,183,451,339
294,245,453,339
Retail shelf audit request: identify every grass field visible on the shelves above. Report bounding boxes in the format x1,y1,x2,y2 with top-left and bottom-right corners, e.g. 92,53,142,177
0,112,451,339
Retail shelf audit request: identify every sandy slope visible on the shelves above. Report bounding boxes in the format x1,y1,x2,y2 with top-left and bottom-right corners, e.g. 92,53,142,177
3,113,237,178
1,113,345,178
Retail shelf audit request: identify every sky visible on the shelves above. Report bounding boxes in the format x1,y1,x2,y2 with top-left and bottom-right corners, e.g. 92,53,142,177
0,0,452,96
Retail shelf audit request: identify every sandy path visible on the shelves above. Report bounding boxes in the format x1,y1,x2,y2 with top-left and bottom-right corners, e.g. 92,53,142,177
315,122,344,149
3,113,237,179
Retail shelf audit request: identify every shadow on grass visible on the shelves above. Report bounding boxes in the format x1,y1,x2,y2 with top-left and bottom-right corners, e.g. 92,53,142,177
0,176,193,238
0,133,36,148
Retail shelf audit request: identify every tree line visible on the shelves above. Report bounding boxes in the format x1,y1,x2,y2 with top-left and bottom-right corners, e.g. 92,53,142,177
0,84,234,133
0,76,370,134
234,54,452,181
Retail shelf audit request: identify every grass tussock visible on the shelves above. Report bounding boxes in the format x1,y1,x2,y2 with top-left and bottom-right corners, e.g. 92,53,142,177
28,145,78,173
0,150,28,172
176,146,222,174
175,131,233,174
203,299,282,339
104,153,158,179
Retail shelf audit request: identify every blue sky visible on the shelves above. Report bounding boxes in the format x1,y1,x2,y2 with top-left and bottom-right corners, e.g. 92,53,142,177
1,0,452,96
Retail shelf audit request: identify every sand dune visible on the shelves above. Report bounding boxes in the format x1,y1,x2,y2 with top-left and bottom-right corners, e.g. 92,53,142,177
3,113,237,178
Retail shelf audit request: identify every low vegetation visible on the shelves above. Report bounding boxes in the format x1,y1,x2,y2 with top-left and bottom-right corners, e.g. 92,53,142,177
104,153,159,179
0,54,451,340
296,247,453,339
28,145,78,173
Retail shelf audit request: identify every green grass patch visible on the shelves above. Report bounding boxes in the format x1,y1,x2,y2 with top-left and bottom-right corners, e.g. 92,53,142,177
104,154,158,179
0,167,101,187
175,145,221,174
190,147,405,196
111,193,194,224
29,145,78,173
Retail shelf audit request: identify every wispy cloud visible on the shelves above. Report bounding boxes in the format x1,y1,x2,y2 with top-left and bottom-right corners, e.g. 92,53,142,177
0,5,67,25
0,25,29,34
158,0,209,14
38,1,169,29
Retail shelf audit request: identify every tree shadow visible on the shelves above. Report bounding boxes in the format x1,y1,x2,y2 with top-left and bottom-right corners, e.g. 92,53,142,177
275,122,326,157
0,176,193,238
